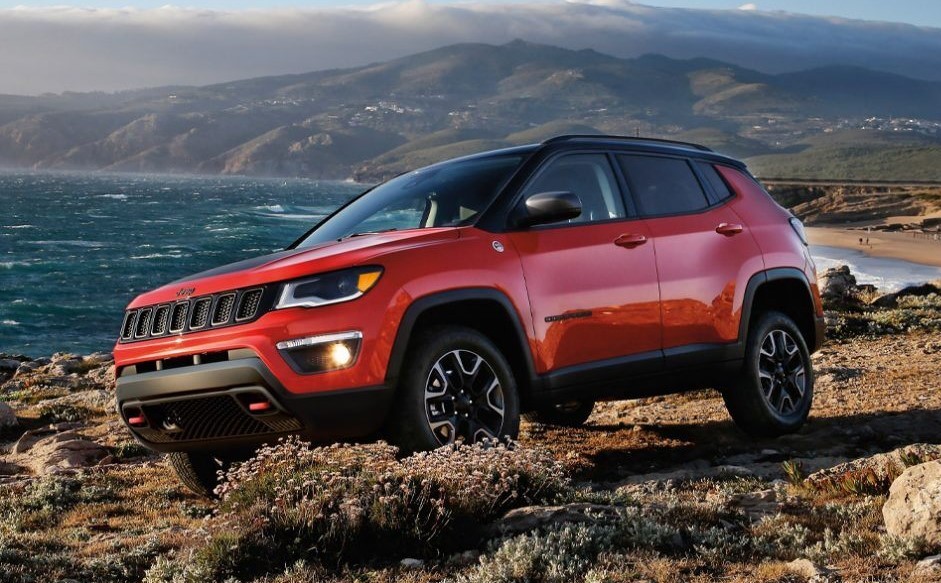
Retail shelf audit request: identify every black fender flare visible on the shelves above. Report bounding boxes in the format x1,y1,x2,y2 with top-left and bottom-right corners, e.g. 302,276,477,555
384,288,540,392
739,267,822,351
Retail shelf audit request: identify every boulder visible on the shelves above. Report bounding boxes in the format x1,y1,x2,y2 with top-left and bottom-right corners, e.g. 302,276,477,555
871,283,940,309
0,401,17,429
806,444,941,493
818,265,857,300
883,460,941,547
24,431,110,474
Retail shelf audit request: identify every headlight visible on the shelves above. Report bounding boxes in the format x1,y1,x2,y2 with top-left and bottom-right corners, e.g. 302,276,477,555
275,266,383,309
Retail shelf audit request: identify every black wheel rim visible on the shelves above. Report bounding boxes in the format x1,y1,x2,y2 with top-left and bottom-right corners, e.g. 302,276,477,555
424,349,506,446
757,329,807,415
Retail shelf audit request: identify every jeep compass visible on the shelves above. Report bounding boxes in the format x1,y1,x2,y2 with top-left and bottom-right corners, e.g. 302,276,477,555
114,135,825,495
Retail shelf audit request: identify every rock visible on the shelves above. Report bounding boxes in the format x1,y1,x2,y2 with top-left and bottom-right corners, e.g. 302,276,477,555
27,432,110,474
806,444,941,492
871,283,940,309
14,361,41,377
12,422,86,454
0,359,23,372
786,558,832,579
400,558,424,568
0,461,25,476
729,489,782,520
914,555,941,576
0,401,18,429
819,265,857,300
883,460,941,547
490,503,622,536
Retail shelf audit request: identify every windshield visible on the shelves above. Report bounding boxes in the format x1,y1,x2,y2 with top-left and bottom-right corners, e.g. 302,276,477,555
294,154,525,248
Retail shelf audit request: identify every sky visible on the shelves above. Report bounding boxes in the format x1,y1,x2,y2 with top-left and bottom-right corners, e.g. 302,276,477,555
1,0,940,28
3,0,941,94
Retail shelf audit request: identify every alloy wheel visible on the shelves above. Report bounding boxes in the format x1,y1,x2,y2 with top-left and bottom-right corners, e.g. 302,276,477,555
757,329,807,415
424,349,506,445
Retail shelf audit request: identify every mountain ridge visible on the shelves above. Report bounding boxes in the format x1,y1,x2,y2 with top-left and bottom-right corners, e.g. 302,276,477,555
2,40,940,182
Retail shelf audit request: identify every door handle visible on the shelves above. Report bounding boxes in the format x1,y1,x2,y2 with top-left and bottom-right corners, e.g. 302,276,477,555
614,233,648,248
715,223,744,236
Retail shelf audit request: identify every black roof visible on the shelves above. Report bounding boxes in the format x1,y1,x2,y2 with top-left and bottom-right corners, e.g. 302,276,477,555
539,134,745,168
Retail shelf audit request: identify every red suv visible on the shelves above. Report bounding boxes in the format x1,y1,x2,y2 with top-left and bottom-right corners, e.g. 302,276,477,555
114,135,825,495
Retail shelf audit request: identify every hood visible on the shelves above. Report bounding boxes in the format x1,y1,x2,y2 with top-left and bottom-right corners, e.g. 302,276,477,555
128,228,459,308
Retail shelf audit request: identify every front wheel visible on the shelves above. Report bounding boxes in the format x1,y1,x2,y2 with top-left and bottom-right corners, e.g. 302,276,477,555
723,311,814,438
387,326,520,453
167,451,228,498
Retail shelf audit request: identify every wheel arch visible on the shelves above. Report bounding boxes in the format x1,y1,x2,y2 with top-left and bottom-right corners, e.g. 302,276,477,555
740,268,821,352
385,288,540,407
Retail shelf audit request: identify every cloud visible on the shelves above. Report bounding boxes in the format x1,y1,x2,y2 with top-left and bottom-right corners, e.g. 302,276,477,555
1,0,940,95
738,3,758,10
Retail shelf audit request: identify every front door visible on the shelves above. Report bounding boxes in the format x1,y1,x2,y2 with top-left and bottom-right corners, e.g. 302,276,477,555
507,153,662,375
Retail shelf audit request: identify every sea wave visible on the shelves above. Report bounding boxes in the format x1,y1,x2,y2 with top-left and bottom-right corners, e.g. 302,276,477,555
27,240,109,248
1,320,20,326
97,193,128,200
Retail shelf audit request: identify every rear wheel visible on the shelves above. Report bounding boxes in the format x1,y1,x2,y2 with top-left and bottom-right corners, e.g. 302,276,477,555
723,311,814,437
387,326,520,453
167,451,227,498
525,400,595,427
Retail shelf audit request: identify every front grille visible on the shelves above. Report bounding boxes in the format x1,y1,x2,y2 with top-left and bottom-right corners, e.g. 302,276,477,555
119,285,272,343
237,289,263,321
212,293,236,325
169,303,188,333
190,298,212,329
151,305,170,335
134,308,152,338
129,392,302,443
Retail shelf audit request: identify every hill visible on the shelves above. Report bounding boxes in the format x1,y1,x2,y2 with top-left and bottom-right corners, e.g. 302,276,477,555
2,41,941,181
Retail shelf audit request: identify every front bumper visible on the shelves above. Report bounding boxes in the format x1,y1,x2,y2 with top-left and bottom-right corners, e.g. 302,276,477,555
116,353,393,453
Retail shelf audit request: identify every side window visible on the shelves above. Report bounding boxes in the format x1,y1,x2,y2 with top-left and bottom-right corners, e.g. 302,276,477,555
696,161,734,202
617,155,709,217
522,154,626,224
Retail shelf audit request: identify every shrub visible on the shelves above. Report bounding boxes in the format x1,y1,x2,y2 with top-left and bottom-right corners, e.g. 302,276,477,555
148,438,571,581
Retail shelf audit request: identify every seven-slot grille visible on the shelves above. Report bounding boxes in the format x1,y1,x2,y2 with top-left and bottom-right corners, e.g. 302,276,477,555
120,286,268,343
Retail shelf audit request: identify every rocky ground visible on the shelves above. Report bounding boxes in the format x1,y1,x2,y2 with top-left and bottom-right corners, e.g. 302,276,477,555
1,269,941,582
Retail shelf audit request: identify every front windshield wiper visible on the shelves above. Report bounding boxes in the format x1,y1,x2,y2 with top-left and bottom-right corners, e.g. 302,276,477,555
339,228,398,241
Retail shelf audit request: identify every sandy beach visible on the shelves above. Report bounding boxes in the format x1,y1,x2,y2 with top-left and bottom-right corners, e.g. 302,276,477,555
807,226,941,268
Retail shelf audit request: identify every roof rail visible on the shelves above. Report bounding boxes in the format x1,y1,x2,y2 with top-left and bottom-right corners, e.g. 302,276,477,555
543,134,713,152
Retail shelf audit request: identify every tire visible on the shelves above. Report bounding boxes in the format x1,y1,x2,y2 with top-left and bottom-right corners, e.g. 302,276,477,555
167,451,226,498
387,326,521,453
723,311,814,438
524,400,595,427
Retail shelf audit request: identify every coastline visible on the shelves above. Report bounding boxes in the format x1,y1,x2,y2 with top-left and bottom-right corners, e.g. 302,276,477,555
806,226,941,269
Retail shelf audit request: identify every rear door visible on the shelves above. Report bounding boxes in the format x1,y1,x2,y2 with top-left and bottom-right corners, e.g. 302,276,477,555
506,152,661,375
615,154,763,352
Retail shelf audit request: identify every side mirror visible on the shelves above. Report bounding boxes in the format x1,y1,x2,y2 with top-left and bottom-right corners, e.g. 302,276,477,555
514,191,582,228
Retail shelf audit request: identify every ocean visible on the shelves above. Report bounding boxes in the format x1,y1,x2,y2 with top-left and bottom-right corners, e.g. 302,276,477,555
3,170,940,357
0,170,361,357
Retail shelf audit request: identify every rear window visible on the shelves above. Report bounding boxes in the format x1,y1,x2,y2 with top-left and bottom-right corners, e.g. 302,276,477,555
617,155,709,217
696,162,734,202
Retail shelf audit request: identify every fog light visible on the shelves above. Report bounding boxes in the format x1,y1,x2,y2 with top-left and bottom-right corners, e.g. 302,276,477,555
277,331,362,374
329,342,353,367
